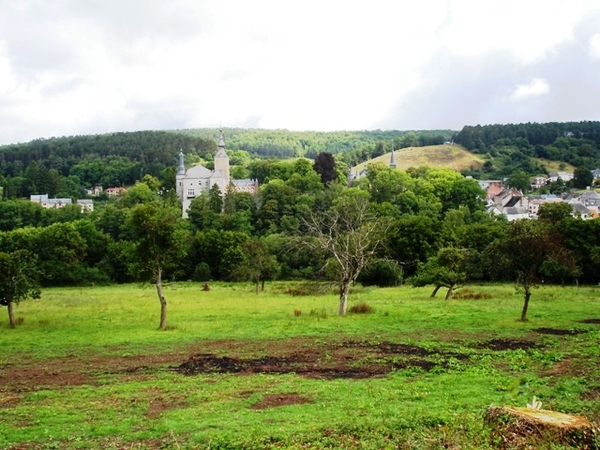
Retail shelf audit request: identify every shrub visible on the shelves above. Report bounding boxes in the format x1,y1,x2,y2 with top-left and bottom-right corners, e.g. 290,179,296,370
452,289,492,300
358,261,402,287
284,282,330,296
192,263,212,282
348,302,373,314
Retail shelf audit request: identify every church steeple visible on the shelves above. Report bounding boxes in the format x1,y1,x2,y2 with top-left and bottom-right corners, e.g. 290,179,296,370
389,144,397,169
214,128,230,181
216,129,227,157
177,150,185,175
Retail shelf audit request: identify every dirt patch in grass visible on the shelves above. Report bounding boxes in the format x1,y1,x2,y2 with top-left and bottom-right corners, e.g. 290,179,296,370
578,318,600,324
0,336,542,393
173,340,464,379
0,352,188,393
533,328,589,336
250,393,312,410
475,339,541,351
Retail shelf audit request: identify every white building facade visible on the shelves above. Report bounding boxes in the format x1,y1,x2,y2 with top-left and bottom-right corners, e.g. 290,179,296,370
176,131,258,217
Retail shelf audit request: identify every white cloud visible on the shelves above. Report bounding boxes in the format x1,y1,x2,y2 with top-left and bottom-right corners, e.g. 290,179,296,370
437,0,585,63
0,1,599,144
509,78,550,102
589,34,600,59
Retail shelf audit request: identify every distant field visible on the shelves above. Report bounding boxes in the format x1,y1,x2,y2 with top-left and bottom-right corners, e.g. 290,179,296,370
532,157,577,173
1,282,599,449
353,144,485,173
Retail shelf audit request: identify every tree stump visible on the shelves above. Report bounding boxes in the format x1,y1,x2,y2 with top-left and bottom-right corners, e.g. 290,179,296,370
485,406,598,449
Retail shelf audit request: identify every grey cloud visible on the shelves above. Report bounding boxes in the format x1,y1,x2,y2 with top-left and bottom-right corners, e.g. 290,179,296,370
0,1,209,79
377,11,600,131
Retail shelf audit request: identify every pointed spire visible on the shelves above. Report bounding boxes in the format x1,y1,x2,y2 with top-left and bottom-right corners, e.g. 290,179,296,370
177,150,185,175
347,167,355,186
216,128,227,157
389,144,397,169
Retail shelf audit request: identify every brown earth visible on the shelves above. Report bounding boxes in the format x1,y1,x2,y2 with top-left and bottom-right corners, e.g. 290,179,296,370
0,336,555,397
533,328,589,336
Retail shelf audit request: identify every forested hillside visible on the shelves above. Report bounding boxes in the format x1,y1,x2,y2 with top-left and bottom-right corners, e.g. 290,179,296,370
454,121,600,182
0,128,453,199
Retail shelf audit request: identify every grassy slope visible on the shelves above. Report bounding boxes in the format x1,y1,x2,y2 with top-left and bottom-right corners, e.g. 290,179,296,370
532,157,577,173
1,282,599,449
352,144,484,173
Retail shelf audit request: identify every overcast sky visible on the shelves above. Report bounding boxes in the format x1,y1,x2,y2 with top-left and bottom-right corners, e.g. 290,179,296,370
1,0,600,145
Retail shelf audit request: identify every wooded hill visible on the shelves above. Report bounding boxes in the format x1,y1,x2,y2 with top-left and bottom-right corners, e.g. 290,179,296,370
1,121,600,200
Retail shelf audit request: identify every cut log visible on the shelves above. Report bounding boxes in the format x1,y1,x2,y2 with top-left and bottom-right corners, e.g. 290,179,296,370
485,406,598,449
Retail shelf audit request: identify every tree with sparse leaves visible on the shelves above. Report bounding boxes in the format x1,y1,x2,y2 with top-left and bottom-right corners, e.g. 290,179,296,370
300,190,390,315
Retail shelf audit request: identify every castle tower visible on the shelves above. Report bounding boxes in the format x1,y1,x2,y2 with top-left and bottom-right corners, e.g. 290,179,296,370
177,150,185,175
214,130,230,179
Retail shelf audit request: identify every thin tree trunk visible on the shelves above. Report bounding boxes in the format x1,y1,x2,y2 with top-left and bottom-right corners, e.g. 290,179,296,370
445,284,455,300
339,282,350,316
261,279,265,291
156,267,167,330
431,285,441,298
7,302,15,329
520,288,531,322
255,280,259,295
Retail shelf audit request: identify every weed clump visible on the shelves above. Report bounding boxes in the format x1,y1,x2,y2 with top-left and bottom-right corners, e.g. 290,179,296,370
348,302,373,314
309,309,328,318
284,282,330,296
452,289,492,300
294,309,302,317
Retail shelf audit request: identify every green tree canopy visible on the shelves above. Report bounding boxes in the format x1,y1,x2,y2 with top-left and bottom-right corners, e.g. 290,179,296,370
0,250,41,328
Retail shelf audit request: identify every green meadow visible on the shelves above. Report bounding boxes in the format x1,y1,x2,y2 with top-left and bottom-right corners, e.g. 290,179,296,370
1,282,599,449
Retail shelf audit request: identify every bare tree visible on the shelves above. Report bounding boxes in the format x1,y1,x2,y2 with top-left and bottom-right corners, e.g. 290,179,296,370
300,191,391,315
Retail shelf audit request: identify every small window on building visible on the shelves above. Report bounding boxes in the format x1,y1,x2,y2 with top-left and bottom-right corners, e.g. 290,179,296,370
187,189,195,197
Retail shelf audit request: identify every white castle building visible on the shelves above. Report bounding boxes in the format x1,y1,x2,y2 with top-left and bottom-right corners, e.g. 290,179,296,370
176,131,258,217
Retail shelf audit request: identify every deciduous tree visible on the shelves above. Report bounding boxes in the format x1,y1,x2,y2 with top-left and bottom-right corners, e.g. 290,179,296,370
230,239,280,293
0,250,40,328
313,152,338,186
408,247,468,299
300,190,390,315
486,220,572,321
127,201,190,329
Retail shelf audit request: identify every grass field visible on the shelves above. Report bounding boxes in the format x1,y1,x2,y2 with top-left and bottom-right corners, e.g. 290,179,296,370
353,145,484,173
1,282,599,449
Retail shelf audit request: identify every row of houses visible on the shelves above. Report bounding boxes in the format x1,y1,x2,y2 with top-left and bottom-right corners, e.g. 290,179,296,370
478,181,600,221
30,194,94,212
85,186,127,197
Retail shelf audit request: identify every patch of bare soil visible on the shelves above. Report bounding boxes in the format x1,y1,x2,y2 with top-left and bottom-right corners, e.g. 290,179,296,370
533,328,588,336
250,393,312,410
579,319,600,324
0,337,543,394
475,339,541,351
0,351,188,394
173,340,466,379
